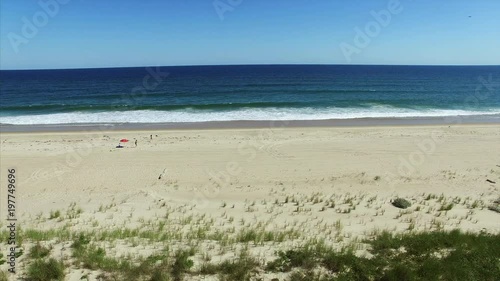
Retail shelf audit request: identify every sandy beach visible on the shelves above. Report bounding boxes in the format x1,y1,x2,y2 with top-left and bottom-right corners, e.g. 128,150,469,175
1,124,499,280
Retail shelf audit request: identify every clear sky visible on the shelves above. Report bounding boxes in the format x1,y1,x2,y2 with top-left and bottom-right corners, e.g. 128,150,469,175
1,0,499,69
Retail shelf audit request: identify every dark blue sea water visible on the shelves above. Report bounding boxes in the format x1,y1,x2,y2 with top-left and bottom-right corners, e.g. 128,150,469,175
1,65,499,125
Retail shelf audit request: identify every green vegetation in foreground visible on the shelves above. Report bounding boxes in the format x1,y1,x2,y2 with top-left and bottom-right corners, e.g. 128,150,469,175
267,230,500,280
1,229,499,280
26,258,65,281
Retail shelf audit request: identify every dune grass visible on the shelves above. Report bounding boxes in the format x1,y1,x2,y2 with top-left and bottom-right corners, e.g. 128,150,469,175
265,229,500,281
1,226,499,280
26,258,65,281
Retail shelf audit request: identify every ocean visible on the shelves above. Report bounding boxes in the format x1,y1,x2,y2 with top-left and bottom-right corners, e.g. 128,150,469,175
1,65,500,125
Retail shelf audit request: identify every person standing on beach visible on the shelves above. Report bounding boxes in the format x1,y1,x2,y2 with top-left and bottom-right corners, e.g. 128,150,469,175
135,140,138,147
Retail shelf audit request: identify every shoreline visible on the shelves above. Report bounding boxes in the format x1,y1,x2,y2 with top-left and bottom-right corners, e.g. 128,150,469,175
2,114,500,133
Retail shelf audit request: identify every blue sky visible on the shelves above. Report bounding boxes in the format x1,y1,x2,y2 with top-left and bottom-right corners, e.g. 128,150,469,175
1,0,499,69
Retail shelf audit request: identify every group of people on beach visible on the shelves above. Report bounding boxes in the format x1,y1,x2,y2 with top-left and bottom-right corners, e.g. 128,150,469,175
116,134,155,148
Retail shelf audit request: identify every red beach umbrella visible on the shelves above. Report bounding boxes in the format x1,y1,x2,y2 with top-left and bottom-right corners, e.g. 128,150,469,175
120,139,129,143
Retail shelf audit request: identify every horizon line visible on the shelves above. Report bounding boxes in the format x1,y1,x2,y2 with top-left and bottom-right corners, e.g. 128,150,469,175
2,63,500,71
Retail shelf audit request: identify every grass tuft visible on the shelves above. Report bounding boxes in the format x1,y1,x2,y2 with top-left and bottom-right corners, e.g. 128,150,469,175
29,243,50,259
26,258,65,281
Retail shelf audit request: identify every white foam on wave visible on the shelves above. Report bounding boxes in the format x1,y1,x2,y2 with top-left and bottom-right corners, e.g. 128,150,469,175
1,107,500,125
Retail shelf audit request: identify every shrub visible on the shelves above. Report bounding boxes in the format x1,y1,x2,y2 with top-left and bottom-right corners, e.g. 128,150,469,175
370,230,500,280
29,243,51,259
288,270,323,281
199,250,259,281
266,249,318,272
199,262,218,275
379,264,417,281
439,203,454,211
15,248,24,258
267,230,500,280
26,258,65,281
49,210,61,220
71,233,90,251
150,270,171,281
171,250,194,281
323,250,380,280
237,229,259,243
